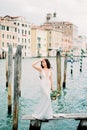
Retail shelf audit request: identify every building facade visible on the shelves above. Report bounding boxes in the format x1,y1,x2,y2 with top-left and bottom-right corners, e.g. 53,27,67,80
1,14,86,58
0,16,18,58
43,13,78,54
0,15,31,58
31,26,47,57
9,16,31,58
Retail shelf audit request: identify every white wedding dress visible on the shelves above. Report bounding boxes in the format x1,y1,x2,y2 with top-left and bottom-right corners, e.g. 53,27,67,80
32,69,53,119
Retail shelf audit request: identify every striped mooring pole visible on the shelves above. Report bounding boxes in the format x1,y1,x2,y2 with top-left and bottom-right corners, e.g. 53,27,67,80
80,49,84,72
70,49,73,74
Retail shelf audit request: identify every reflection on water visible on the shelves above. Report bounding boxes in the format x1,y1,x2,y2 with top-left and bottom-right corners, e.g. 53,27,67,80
0,58,87,130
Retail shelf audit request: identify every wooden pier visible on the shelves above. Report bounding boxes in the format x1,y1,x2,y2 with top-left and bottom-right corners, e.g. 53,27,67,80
22,113,87,120
22,113,87,130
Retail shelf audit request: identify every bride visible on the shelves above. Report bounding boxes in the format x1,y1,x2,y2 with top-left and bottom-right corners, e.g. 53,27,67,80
32,58,54,119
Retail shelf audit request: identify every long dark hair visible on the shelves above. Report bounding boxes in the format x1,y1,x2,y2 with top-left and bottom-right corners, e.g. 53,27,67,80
41,59,51,69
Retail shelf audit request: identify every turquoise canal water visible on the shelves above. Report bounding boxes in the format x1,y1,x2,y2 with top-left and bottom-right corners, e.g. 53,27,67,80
0,57,87,130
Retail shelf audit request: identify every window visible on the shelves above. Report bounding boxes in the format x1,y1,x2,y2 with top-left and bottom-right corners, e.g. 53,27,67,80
7,26,9,31
25,39,26,43
22,24,24,27
2,25,5,30
14,22,16,25
2,34,4,38
28,31,30,35
18,38,20,42
28,39,30,43
13,36,14,39
22,30,24,34
15,28,17,32
37,37,41,42
25,24,27,27
2,42,4,47
18,29,20,33
22,38,24,43
25,30,27,34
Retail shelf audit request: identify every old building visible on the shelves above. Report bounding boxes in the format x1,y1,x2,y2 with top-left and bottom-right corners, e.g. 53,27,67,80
42,13,78,55
0,15,18,58
0,15,31,58
31,26,47,57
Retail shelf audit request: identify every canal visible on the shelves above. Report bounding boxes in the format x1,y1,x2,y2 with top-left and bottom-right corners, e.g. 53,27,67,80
0,57,87,130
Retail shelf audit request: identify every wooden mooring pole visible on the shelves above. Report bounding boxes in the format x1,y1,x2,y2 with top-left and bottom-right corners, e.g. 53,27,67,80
12,45,22,130
63,53,67,89
56,51,61,93
77,119,87,130
6,51,8,87
8,45,13,115
29,120,42,130
18,46,22,97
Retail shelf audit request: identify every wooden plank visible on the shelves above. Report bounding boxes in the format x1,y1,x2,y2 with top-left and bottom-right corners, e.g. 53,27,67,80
22,113,87,120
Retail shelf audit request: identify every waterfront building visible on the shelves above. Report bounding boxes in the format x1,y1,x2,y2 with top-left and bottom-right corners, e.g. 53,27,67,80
47,29,62,56
31,25,47,57
0,15,31,58
11,16,31,58
41,13,78,55
0,13,86,58
41,25,62,56
0,16,18,58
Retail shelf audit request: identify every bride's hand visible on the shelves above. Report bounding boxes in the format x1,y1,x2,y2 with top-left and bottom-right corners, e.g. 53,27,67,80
51,87,54,92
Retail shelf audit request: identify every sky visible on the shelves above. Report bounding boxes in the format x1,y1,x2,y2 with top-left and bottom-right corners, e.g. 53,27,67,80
0,0,87,35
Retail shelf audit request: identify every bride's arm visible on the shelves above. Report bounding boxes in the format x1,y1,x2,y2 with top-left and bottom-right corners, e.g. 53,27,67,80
32,59,42,72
